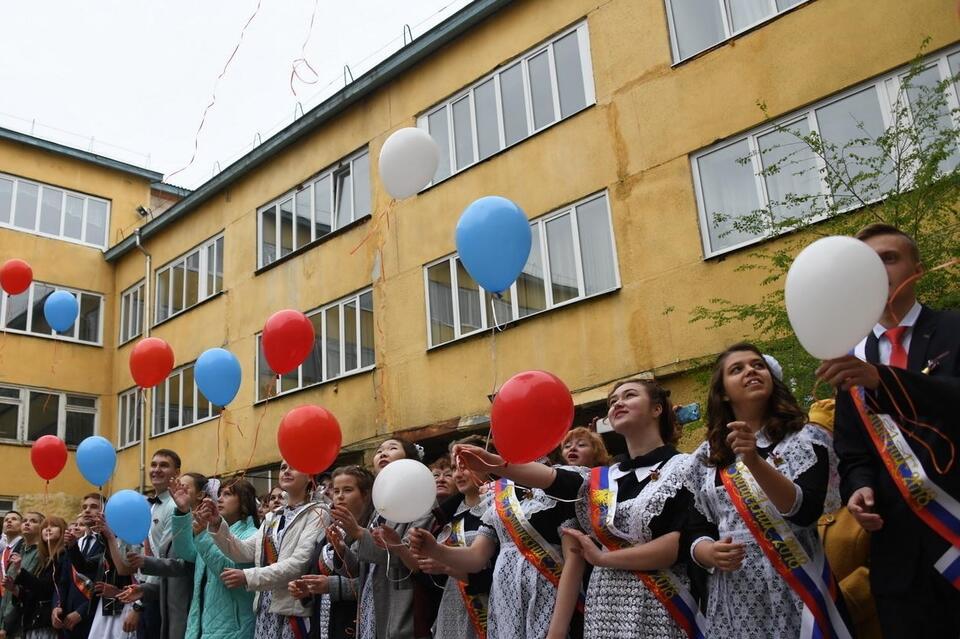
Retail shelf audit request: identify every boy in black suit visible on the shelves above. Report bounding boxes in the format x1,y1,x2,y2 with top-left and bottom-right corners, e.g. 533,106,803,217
819,223,960,638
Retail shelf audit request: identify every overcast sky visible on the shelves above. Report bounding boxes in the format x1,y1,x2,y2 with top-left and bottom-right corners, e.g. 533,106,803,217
0,0,473,189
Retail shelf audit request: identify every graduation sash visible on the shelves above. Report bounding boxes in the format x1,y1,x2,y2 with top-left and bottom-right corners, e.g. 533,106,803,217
494,479,564,586
850,388,960,588
588,466,708,639
72,566,94,600
447,516,488,639
262,516,310,639
721,460,851,639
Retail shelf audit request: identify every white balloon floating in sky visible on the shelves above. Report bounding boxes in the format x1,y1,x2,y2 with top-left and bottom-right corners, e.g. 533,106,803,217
785,236,888,359
378,127,440,199
371,459,436,523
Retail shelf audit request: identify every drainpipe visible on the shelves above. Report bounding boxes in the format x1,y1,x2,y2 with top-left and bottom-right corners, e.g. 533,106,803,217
134,227,151,494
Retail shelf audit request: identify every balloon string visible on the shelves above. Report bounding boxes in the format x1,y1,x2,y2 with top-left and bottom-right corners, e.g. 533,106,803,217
885,257,958,325
226,377,275,490
289,0,321,97
213,412,224,479
350,199,396,255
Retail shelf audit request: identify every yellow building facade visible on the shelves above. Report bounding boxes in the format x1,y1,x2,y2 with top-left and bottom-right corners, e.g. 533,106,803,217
1,0,958,503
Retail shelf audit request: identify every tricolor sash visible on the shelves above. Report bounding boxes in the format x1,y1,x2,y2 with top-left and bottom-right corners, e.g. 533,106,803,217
494,478,565,586
588,466,707,639
262,517,311,638
72,566,94,600
850,388,960,588
721,460,851,639
447,516,488,639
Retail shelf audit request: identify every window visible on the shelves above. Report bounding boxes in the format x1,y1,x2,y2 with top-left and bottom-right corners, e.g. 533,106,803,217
0,385,97,446
152,363,220,437
0,498,15,517
256,289,375,401
424,191,619,347
117,387,143,449
0,281,102,345
0,172,111,249
418,22,595,184
155,235,224,323
692,47,960,257
119,281,144,344
257,149,371,268
665,0,809,63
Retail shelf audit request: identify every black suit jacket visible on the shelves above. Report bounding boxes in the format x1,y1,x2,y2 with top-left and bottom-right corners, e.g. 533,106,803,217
834,305,960,595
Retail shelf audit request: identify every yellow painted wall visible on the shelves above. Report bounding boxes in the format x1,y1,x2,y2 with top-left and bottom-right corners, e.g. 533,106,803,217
7,0,960,497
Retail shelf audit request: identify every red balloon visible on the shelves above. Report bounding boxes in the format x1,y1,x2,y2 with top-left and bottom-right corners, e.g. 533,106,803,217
491,370,574,464
0,259,33,295
31,435,68,481
130,337,175,388
262,310,315,375
278,405,342,474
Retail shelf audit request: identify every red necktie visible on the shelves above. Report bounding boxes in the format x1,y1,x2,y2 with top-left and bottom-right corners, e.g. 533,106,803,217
884,326,909,369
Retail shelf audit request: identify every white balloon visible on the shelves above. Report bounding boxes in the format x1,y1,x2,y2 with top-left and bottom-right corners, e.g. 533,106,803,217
785,236,888,359
371,459,437,523
378,128,440,199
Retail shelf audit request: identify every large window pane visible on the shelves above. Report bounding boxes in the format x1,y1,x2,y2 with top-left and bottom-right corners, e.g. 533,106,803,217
154,378,166,434
757,120,820,221
279,368,299,394
167,374,182,431
314,175,332,237
325,306,341,378
486,288,514,326
39,187,63,236
197,384,211,421
156,269,170,322
171,262,185,315
697,139,761,252
279,198,294,258
5,290,28,331
576,198,618,295
302,313,324,386
63,195,84,240
353,152,371,218
27,391,58,441
295,189,312,248
427,262,455,345
728,0,773,32
0,402,19,440
456,260,483,335
13,182,38,231
474,80,500,160
343,301,358,372
554,31,586,118
453,97,475,171
65,411,94,446
78,293,100,343
517,232,547,317
334,170,353,228
261,206,277,266
182,367,196,425
31,283,56,336
428,107,452,182
500,64,528,146
185,252,200,308
815,87,893,203
359,291,375,368
669,0,725,60
528,51,556,130
906,66,960,174
257,337,276,400
0,178,12,224
546,215,579,304
85,200,107,247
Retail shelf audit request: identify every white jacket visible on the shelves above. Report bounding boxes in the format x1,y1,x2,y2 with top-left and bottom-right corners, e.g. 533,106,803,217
210,503,327,617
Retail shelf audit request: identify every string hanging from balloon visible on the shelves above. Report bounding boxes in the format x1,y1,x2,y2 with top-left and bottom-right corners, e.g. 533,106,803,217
289,0,321,98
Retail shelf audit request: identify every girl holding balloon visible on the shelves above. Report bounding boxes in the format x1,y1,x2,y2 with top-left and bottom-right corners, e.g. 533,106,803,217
202,461,325,639
329,438,434,639
684,343,846,639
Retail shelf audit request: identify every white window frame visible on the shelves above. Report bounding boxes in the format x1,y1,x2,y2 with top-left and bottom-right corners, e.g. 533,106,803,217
423,191,620,348
150,362,220,437
117,386,143,450
664,0,812,64
0,281,104,346
0,384,99,446
256,148,371,269
691,45,960,258
154,234,224,324
255,288,375,401
119,280,145,345
417,21,596,186
0,172,111,249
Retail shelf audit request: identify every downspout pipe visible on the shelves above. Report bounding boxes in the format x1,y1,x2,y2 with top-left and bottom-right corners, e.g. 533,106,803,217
134,227,151,494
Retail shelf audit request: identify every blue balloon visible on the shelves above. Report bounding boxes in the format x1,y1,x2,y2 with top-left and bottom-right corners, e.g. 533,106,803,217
455,196,532,294
43,290,79,333
76,436,117,487
104,489,151,545
195,347,242,407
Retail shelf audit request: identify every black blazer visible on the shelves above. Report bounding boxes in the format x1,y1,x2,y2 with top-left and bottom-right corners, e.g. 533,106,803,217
52,552,94,639
834,305,960,595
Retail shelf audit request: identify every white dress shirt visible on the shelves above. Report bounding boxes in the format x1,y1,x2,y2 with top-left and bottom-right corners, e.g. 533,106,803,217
853,301,922,365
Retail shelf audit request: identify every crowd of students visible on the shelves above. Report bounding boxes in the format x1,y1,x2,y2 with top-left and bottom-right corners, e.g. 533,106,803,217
0,224,955,639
